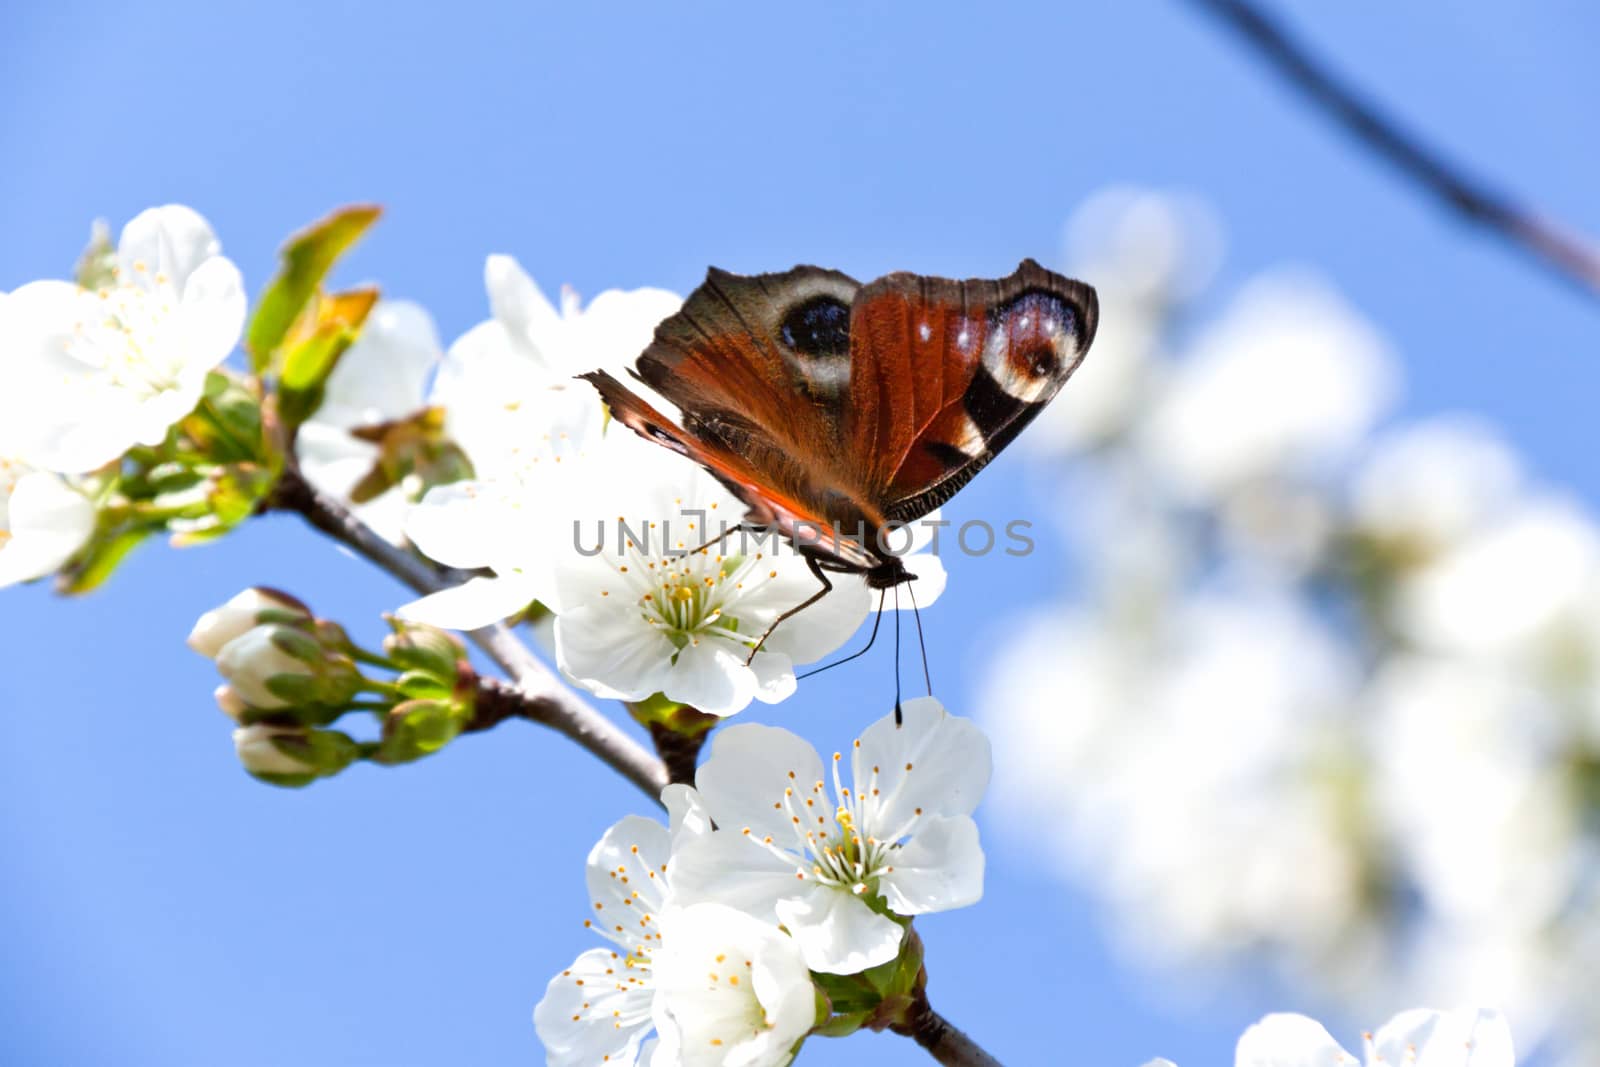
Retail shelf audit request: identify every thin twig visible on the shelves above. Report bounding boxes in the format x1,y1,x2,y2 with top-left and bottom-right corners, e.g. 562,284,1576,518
894,992,1004,1067
265,466,668,802
1184,0,1600,302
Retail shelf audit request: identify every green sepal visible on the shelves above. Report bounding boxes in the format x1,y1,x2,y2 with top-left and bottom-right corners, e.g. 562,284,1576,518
627,693,719,737
74,220,116,290
247,204,381,374
394,669,453,700
383,621,467,681
180,371,268,464
55,515,155,595
277,286,381,431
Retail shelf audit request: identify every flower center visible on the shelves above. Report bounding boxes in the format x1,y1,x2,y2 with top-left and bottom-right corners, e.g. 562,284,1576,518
742,748,928,897
622,543,768,649
70,267,184,400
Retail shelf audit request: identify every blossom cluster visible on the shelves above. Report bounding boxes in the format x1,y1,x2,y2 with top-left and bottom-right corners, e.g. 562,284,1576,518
534,698,990,1066
0,199,1533,1065
984,188,1600,1062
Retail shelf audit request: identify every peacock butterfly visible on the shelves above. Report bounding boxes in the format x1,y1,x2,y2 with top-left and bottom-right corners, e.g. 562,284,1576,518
581,259,1098,650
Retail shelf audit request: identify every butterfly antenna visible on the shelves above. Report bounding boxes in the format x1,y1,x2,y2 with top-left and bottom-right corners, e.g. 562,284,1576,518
893,584,903,726
797,587,887,680
907,579,932,697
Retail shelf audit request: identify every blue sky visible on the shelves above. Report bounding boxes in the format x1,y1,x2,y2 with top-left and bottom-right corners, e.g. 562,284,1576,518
2,2,1597,1064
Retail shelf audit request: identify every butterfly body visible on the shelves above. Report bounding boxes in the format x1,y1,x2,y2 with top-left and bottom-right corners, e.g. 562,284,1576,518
582,259,1097,592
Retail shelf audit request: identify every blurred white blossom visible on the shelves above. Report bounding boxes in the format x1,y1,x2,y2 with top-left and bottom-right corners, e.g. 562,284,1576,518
983,187,1600,1060
0,458,95,588
1138,272,1395,501
0,205,245,474
1233,1008,1513,1066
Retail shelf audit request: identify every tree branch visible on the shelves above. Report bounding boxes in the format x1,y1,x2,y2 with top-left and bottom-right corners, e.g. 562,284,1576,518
894,991,1003,1067
265,465,669,802
1184,0,1600,303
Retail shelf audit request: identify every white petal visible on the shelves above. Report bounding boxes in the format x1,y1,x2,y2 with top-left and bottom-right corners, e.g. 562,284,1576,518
178,254,247,372
695,723,825,840
1369,1008,1513,1067
315,299,441,428
0,471,94,587
752,573,873,666
555,603,677,702
652,903,813,1067
118,204,220,289
585,816,672,951
747,649,799,705
661,784,713,848
404,481,527,571
665,638,758,716
774,885,904,974
668,832,804,922
396,574,538,630
877,814,984,915
486,254,561,363
857,697,992,829
1234,1013,1357,1067
533,947,655,1067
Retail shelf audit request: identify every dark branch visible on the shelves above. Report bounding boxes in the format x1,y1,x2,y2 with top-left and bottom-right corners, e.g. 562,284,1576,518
893,991,1004,1067
1185,0,1600,302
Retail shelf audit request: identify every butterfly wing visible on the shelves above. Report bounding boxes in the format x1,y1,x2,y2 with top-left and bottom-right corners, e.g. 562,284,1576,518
582,259,1096,565
580,265,884,568
845,258,1097,522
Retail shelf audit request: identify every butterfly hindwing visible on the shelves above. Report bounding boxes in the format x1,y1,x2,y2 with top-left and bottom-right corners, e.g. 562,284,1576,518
846,259,1097,522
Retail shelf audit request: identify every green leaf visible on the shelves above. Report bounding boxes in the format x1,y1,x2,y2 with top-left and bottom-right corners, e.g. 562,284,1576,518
56,518,155,595
247,204,381,374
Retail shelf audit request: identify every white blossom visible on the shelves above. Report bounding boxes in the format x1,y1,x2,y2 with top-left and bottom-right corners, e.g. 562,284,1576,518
535,790,809,1067
401,256,680,627
295,299,445,544
650,903,815,1067
187,587,309,660
669,698,989,973
1138,272,1395,500
1,206,245,473
1349,417,1521,559
547,442,880,716
1235,1008,1513,1066
0,458,95,588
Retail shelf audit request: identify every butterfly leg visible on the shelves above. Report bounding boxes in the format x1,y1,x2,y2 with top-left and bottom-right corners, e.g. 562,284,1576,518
743,553,836,666
796,586,888,680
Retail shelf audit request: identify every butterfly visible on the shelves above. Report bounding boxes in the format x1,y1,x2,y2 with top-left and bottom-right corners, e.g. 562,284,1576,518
581,258,1098,655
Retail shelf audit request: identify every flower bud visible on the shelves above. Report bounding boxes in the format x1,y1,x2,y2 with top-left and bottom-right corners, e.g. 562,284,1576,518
213,684,248,722
382,622,466,682
188,587,310,659
233,723,360,786
377,698,464,764
215,626,310,708
215,624,364,711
